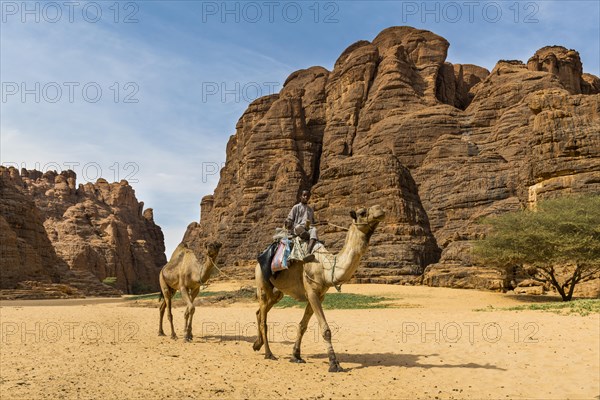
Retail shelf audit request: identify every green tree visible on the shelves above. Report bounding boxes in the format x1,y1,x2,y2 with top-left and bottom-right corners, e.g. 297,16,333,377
473,195,600,301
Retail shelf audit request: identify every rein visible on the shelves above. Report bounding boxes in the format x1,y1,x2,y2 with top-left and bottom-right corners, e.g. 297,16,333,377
199,255,230,289
310,244,357,293
327,221,374,231
331,256,341,292
303,255,341,292
322,218,379,291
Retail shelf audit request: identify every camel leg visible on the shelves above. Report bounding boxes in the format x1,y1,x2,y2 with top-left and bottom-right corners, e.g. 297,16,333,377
180,286,195,342
159,288,176,338
290,302,314,363
254,288,283,360
158,298,167,336
253,264,268,352
253,263,285,358
254,284,283,360
187,287,200,340
253,303,264,351
165,289,177,340
158,271,170,336
183,288,191,336
307,291,343,372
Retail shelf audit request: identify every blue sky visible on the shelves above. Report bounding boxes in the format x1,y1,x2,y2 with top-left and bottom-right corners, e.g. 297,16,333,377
1,0,599,258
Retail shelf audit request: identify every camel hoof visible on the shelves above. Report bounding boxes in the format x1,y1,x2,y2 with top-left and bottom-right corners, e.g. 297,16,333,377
171,335,178,340
290,357,306,364
328,363,344,373
252,340,263,352
184,337,192,343
158,332,166,337
264,354,277,360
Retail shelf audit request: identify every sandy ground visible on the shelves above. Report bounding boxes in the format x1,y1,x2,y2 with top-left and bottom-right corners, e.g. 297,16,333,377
1,282,598,400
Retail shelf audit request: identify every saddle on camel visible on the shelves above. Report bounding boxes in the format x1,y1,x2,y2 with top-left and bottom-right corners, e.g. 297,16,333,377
257,190,323,280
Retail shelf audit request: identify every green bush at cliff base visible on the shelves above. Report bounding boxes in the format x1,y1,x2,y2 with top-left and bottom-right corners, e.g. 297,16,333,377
473,195,600,301
275,293,391,309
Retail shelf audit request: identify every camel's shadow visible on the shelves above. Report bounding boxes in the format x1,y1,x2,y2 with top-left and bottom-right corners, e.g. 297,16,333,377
200,335,295,346
309,352,506,371
192,337,505,372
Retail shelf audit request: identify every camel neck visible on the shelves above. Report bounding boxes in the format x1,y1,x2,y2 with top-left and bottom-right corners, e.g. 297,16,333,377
199,256,215,284
332,224,370,285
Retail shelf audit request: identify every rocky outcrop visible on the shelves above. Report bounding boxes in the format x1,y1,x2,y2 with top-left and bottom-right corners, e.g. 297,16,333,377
0,172,66,288
183,26,600,293
526,46,599,95
183,66,329,268
0,167,166,295
437,63,490,110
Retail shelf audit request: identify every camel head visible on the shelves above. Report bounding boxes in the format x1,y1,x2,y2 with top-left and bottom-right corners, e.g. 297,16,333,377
205,241,223,259
349,205,385,238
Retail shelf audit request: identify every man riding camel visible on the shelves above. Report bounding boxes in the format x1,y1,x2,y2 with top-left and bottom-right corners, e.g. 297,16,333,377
286,189,318,262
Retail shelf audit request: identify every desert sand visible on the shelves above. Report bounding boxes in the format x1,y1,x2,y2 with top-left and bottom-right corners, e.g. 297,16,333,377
1,282,598,400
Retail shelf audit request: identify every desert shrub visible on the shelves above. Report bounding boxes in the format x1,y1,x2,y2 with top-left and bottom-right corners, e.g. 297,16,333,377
473,195,600,301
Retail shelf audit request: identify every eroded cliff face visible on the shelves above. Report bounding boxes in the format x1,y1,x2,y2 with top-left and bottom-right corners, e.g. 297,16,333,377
0,167,166,296
0,170,66,288
183,26,599,293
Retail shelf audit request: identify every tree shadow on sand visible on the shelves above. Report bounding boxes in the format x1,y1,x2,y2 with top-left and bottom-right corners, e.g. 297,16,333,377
309,352,506,371
504,293,564,304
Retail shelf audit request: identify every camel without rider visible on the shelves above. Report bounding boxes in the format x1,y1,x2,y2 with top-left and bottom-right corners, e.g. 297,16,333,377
158,241,222,341
254,205,385,372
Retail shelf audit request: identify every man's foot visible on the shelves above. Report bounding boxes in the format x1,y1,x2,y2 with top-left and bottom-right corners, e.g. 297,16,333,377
303,254,316,263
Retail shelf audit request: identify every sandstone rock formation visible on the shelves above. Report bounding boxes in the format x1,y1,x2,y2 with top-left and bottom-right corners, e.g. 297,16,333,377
183,26,600,296
0,167,166,297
